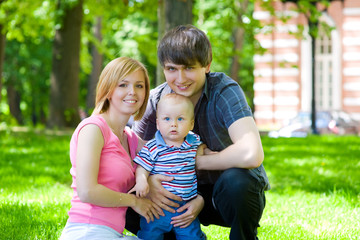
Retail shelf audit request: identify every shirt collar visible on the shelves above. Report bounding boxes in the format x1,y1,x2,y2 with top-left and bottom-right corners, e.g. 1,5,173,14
154,130,198,149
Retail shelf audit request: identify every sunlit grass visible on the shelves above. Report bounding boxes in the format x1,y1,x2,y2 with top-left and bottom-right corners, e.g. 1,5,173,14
1,130,359,239
202,136,360,240
0,129,72,240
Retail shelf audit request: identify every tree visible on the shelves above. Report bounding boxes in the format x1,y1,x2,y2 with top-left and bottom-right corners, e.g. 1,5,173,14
0,0,54,125
156,0,193,86
85,16,103,115
0,0,5,105
230,0,249,83
48,0,84,128
194,0,264,109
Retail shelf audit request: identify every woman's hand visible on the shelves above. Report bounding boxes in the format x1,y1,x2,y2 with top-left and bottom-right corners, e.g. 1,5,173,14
131,196,160,224
170,195,204,228
148,174,182,215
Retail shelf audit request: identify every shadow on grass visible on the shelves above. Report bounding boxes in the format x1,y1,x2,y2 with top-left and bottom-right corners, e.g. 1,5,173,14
262,135,360,204
0,130,73,194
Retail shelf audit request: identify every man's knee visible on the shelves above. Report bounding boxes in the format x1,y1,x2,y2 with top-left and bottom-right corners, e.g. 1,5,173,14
215,168,254,197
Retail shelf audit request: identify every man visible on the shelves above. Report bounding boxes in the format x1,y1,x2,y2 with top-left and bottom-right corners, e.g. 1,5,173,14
126,24,270,240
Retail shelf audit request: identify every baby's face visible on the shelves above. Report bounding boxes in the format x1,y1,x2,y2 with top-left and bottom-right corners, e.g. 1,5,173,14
156,102,194,147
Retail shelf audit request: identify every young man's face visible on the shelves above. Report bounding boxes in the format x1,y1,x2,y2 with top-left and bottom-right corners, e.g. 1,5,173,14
163,61,211,103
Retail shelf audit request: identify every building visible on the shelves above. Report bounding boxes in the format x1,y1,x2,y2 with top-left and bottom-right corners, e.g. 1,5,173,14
253,0,360,130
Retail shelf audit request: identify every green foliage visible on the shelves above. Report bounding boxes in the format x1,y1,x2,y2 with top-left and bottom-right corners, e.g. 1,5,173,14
194,0,264,107
3,38,52,126
0,0,55,41
1,130,359,239
1,0,332,128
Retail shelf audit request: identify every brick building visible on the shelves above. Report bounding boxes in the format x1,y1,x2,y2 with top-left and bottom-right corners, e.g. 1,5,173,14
253,0,360,130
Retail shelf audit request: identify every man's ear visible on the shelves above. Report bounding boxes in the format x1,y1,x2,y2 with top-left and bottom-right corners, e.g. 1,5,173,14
205,62,211,73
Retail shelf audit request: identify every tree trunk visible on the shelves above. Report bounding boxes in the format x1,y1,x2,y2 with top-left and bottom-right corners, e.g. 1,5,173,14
164,0,192,31
86,16,103,115
7,81,23,125
0,24,5,104
48,0,83,128
156,0,193,86
230,0,249,83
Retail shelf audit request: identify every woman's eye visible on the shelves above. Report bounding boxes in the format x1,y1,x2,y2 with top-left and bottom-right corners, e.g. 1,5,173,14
119,83,127,87
136,84,144,88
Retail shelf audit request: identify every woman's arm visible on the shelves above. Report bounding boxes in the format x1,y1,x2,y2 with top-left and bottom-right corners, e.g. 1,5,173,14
75,124,159,222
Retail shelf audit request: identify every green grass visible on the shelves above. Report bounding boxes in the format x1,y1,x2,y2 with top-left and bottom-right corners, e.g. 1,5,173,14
1,129,359,239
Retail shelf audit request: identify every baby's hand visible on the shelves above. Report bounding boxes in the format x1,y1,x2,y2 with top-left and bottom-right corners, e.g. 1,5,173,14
128,182,149,198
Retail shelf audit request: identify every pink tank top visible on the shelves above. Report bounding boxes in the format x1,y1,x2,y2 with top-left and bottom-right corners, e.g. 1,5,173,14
67,115,138,233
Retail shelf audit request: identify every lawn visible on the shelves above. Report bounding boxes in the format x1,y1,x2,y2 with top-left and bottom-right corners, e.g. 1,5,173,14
0,128,359,239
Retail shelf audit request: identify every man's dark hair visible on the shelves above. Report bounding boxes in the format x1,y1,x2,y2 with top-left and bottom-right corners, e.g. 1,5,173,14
158,24,212,67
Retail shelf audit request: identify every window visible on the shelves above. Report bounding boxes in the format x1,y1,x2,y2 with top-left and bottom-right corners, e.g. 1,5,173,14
315,25,334,110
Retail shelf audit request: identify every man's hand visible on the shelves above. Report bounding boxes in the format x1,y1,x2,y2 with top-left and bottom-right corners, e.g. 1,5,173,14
148,174,182,214
170,195,204,228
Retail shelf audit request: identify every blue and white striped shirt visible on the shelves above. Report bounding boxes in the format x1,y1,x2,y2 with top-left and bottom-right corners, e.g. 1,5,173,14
134,72,270,190
133,130,202,201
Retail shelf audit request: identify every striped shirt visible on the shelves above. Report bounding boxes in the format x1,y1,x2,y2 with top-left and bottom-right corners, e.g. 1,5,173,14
133,130,202,201
134,72,270,190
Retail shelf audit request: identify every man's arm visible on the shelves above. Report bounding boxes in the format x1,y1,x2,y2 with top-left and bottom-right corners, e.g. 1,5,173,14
196,116,264,170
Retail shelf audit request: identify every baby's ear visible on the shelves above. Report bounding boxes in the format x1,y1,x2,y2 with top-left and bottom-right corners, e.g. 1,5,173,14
156,118,160,130
190,119,195,130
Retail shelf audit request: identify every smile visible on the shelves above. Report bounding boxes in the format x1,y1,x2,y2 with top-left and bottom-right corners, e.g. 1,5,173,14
177,84,191,90
123,100,137,104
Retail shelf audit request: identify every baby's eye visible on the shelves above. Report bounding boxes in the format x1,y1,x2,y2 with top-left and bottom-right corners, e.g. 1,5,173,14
164,117,170,121
178,117,184,121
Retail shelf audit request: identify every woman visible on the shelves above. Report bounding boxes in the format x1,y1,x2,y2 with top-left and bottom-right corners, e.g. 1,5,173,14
60,57,159,240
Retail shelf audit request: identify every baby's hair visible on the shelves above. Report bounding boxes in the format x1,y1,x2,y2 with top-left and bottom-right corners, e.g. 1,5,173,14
157,93,194,119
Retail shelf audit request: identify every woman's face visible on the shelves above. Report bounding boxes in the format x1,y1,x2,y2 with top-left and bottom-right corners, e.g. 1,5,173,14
109,69,146,117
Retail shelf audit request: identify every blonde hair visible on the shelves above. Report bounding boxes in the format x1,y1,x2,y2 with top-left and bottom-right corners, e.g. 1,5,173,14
157,93,194,119
93,57,150,120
